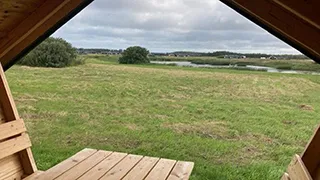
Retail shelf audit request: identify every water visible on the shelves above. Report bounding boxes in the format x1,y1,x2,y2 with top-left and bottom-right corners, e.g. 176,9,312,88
151,61,320,75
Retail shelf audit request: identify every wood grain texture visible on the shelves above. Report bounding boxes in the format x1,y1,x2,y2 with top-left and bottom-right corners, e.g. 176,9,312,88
31,148,97,180
0,134,31,160
0,63,20,121
78,152,127,180
55,150,112,180
0,0,91,70
23,171,44,180
302,124,320,178
0,0,44,33
0,154,23,179
123,157,159,180
145,159,177,180
0,63,37,175
287,154,312,180
24,149,194,180
0,119,26,141
167,161,194,180
100,154,143,180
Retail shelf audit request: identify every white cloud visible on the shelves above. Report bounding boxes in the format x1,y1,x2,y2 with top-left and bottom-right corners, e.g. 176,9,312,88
53,0,300,54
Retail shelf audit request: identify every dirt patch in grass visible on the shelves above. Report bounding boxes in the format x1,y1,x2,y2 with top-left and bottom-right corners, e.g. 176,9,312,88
299,104,314,111
21,110,68,121
163,121,230,139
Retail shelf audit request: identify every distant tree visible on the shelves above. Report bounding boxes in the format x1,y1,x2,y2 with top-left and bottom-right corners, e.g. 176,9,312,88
119,46,150,64
18,37,79,68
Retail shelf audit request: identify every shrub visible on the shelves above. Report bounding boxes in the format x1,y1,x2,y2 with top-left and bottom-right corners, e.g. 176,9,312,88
18,37,78,68
119,46,149,64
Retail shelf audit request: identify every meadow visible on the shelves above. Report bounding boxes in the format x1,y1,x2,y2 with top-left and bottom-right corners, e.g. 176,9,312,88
6,55,320,179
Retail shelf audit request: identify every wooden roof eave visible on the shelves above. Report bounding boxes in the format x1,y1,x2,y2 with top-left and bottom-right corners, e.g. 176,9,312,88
0,0,94,71
220,0,320,63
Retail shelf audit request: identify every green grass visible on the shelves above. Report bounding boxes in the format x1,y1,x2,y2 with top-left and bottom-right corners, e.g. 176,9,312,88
6,56,320,179
150,56,320,72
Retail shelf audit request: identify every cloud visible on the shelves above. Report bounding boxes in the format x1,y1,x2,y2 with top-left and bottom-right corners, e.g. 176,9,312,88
53,0,300,54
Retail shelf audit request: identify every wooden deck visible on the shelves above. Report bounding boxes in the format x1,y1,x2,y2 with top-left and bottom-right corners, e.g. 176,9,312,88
24,148,194,180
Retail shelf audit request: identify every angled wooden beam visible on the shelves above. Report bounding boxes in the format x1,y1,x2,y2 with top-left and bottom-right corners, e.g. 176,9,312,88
301,125,320,178
272,0,320,29
287,154,312,180
220,0,320,63
0,0,94,71
0,63,37,175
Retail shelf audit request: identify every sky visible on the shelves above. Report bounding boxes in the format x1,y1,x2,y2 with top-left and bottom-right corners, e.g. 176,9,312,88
53,0,301,54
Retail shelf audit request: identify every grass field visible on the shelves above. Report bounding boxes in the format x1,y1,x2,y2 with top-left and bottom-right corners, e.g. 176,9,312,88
6,56,320,179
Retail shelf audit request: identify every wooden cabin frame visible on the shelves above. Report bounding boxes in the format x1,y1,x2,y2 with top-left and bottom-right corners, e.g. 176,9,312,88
0,0,320,179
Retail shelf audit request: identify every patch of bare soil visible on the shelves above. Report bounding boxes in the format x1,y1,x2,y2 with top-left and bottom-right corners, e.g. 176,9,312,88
299,104,314,111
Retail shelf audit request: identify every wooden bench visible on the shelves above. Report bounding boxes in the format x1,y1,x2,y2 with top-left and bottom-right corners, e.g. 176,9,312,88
23,149,194,180
0,63,194,180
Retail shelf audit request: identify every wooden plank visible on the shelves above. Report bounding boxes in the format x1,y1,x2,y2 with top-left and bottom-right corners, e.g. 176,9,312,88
78,152,127,180
0,63,20,121
302,125,320,178
0,119,26,141
0,104,5,124
55,150,112,180
281,173,290,180
221,0,320,61
100,154,143,180
167,161,194,180
145,158,177,180
32,148,97,180
0,154,22,179
287,154,312,180
0,63,37,174
23,171,44,180
0,134,31,160
3,169,24,180
0,0,65,49
0,0,93,70
123,157,160,180
19,147,38,175
272,0,320,29
23,171,43,180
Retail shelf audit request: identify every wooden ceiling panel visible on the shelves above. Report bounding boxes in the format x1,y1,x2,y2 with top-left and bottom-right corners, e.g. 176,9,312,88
0,0,94,70
221,0,320,63
273,0,320,29
0,0,45,39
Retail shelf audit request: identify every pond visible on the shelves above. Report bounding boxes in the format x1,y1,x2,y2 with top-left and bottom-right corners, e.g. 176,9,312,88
151,61,320,75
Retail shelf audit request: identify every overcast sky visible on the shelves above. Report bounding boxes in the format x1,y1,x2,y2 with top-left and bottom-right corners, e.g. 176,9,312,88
53,0,300,54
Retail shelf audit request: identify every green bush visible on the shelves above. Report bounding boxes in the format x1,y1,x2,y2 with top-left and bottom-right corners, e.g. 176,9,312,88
119,46,149,64
19,37,79,68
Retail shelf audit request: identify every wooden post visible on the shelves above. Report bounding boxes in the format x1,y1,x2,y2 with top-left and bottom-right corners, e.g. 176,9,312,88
0,64,37,175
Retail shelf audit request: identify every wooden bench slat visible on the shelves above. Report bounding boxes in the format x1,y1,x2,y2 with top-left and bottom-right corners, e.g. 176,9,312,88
123,156,159,180
145,158,177,180
0,119,26,141
3,169,24,180
24,149,194,180
287,154,312,180
167,161,194,180
0,134,31,160
0,154,22,179
78,152,127,180
55,150,112,180
33,148,97,180
100,154,143,180
23,171,44,180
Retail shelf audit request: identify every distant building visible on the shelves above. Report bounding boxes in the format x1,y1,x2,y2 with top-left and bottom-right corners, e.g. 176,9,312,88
260,57,266,60
268,56,278,60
